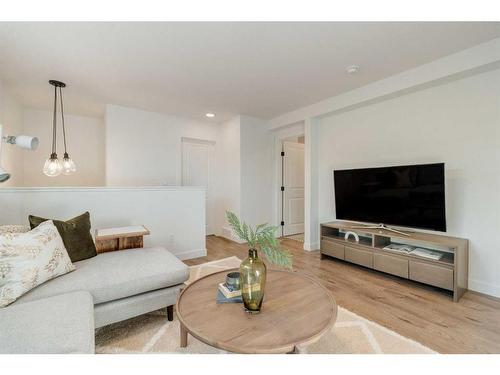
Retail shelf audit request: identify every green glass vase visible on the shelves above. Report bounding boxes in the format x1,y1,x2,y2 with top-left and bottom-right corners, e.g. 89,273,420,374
239,248,267,313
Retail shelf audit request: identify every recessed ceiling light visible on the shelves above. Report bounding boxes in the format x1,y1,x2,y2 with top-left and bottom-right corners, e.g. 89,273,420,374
346,65,360,75
205,113,216,118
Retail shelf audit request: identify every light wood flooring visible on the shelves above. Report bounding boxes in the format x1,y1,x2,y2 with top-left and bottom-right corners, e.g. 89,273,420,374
185,235,500,354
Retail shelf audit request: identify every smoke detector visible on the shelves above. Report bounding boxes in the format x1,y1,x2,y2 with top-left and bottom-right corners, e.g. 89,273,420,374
346,65,360,75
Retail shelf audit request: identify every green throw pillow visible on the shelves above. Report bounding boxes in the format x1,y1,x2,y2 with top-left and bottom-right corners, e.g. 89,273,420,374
29,211,97,262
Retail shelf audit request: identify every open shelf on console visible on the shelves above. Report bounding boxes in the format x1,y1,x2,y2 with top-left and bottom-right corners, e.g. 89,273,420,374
322,233,372,247
374,244,455,266
372,233,455,266
321,225,373,247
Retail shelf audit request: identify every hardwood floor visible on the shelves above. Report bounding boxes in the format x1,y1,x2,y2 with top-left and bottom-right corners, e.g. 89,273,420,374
185,235,500,354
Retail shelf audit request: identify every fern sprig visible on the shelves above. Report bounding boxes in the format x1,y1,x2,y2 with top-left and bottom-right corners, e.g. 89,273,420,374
226,211,293,269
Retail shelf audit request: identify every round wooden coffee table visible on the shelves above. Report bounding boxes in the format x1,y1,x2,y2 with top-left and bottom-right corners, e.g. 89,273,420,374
176,269,338,353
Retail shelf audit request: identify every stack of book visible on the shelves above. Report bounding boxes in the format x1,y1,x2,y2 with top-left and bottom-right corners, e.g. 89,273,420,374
383,243,444,260
383,243,415,254
216,282,242,303
411,248,444,261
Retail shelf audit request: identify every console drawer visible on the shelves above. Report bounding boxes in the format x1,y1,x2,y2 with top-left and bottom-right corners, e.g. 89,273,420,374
321,240,344,259
409,260,453,290
374,253,409,278
345,246,373,268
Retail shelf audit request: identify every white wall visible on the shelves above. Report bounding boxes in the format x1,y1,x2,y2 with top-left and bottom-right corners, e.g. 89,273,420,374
0,82,25,187
2,102,219,188
105,104,220,186
22,108,105,187
214,115,275,239
304,118,320,251
0,82,105,188
0,187,206,260
240,116,274,227
214,116,241,236
271,122,305,140
316,68,500,297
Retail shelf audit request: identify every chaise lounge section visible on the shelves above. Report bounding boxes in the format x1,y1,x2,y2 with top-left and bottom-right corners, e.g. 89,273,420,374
0,291,95,354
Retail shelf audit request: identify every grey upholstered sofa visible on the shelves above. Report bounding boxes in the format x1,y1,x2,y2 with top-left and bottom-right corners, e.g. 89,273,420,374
0,246,189,354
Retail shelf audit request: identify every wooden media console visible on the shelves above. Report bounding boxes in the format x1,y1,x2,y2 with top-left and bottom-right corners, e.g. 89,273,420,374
320,221,468,302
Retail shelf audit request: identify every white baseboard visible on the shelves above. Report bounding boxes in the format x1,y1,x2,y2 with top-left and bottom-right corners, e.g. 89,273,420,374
175,248,207,260
221,226,246,244
221,235,246,244
303,242,320,251
468,278,500,298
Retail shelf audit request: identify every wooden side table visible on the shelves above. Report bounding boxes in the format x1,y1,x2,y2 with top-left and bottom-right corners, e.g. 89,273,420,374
95,225,150,253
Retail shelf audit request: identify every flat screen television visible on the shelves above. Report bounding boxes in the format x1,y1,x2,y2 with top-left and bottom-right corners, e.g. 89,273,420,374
333,163,446,232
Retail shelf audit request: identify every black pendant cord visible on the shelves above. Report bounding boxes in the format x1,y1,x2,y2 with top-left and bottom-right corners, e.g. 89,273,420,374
52,85,58,155
59,86,68,154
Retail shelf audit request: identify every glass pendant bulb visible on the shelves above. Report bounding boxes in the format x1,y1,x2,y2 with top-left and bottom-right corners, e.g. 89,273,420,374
61,152,76,175
43,153,62,177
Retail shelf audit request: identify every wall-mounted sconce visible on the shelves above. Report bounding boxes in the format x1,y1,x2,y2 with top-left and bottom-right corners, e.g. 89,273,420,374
0,124,39,183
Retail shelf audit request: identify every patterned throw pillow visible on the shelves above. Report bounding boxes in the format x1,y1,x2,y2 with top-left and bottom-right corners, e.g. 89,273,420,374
0,220,75,307
0,225,30,235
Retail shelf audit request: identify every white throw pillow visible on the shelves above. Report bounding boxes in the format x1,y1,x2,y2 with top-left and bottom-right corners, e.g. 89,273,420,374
0,225,30,235
0,220,75,307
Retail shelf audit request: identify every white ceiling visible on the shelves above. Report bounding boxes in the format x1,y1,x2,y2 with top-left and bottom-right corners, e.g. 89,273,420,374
1,22,500,123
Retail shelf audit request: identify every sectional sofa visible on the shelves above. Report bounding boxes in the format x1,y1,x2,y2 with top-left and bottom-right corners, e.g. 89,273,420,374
0,246,189,353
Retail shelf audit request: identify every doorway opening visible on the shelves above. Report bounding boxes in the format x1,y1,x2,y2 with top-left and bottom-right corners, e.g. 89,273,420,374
279,135,305,242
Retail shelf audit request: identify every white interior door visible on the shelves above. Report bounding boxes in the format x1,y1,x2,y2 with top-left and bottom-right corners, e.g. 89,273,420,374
282,141,305,236
182,139,215,235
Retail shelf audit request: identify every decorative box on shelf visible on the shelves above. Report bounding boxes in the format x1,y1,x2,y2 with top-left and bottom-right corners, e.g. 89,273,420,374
95,225,150,253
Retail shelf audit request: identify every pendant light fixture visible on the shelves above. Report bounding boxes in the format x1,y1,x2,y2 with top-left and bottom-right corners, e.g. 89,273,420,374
43,80,76,177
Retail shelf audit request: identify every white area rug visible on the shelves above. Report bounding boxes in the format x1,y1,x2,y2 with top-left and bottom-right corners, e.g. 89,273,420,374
95,256,435,354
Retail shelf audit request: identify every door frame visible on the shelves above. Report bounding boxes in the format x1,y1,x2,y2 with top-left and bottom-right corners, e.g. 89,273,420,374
272,128,305,238
272,119,319,252
181,137,216,183
281,140,305,237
